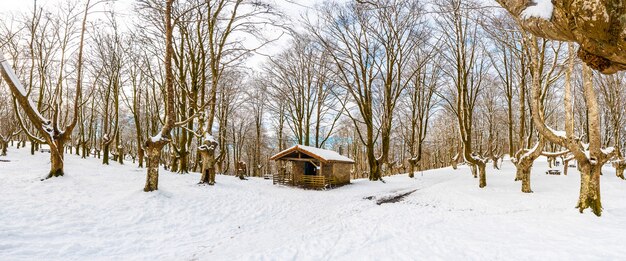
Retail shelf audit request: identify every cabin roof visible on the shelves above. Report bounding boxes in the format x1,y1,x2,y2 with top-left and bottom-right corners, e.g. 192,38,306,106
270,145,355,164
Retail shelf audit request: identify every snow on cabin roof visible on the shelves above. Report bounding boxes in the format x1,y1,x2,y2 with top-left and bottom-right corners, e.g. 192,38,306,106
270,145,355,164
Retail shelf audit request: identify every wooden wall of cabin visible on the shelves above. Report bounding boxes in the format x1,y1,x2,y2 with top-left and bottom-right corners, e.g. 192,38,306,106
292,161,305,185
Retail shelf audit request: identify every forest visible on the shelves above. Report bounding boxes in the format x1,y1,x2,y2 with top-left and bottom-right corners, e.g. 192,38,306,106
4,0,626,259
1,0,626,218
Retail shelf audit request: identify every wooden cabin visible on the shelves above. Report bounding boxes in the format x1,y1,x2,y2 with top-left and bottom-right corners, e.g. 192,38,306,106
270,145,355,189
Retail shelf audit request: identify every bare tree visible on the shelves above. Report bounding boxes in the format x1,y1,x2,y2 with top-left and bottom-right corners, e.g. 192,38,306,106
437,0,489,187
1,0,91,179
529,39,615,216
143,0,176,192
598,73,626,179
497,0,626,74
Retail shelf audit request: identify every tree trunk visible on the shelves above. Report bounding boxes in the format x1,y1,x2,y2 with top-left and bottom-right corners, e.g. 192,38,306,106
515,155,536,193
548,157,554,168
117,146,124,164
478,163,486,188
470,164,477,178
616,164,625,180
178,150,188,174
576,162,602,216
47,140,66,179
102,143,110,165
492,157,500,169
135,146,142,168
0,140,7,156
144,142,164,192
613,160,625,180
199,150,215,185
170,149,179,172
520,166,532,193
408,158,417,178
367,146,381,181
563,158,573,176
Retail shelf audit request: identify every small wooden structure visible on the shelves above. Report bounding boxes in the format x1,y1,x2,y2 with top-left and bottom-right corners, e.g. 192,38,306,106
270,145,355,189
546,169,561,175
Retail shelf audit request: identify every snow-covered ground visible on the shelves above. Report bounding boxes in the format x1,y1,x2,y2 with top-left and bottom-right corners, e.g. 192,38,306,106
1,145,626,261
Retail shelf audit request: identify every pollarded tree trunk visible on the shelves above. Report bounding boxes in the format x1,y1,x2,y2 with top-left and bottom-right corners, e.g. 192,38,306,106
237,161,247,180
170,149,179,173
513,136,545,192
613,160,626,179
515,156,537,193
368,148,381,181
547,157,553,168
178,150,188,174
137,146,144,168
102,141,110,165
520,167,531,193
47,139,66,179
144,140,167,192
408,158,418,178
143,0,175,192
470,164,477,178
576,161,603,215
0,140,8,156
451,153,459,170
477,163,487,188
198,138,218,185
492,157,499,170
563,158,571,176
199,151,216,185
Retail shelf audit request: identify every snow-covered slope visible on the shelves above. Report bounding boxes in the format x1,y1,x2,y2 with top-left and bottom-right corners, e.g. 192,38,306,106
1,146,626,260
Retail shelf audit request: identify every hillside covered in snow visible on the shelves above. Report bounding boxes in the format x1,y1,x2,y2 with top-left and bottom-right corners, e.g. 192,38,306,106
1,146,626,260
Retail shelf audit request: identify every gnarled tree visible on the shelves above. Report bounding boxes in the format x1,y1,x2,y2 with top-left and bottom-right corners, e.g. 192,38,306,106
497,0,626,74
0,0,91,179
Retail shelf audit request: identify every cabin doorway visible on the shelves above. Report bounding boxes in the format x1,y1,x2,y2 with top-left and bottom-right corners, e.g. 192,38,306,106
304,162,317,176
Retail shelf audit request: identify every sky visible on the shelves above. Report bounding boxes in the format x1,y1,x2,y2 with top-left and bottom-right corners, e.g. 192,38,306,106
0,0,323,70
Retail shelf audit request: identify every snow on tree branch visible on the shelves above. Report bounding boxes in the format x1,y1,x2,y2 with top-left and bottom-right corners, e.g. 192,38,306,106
520,0,553,20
